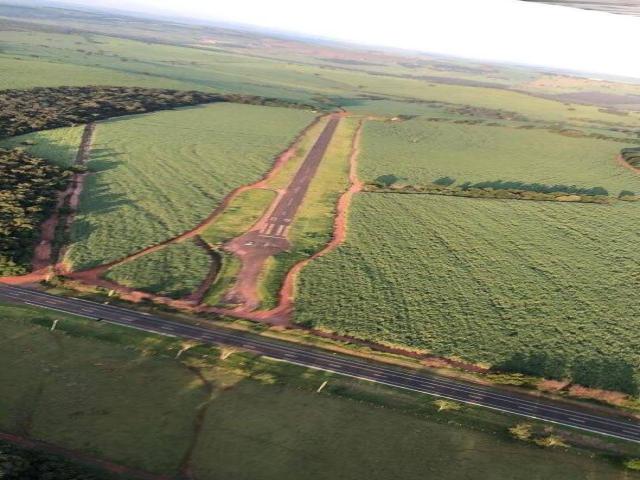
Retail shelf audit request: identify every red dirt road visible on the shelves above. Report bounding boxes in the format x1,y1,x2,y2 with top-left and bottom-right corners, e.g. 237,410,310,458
2,123,96,285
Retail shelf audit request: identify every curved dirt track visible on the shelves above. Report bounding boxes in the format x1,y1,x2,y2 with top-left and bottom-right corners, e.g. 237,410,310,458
616,154,640,174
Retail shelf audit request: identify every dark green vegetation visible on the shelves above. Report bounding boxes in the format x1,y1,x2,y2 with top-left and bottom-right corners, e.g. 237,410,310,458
296,194,640,394
622,147,640,168
1,301,638,479
0,148,71,275
364,180,612,204
0,440,114,480
0,86,313,140
0,86,224,139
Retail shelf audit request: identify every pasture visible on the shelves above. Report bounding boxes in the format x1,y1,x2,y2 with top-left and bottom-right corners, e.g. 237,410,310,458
0,301,633,479
359,118,640,196
296,194,640,389
62,103,315,269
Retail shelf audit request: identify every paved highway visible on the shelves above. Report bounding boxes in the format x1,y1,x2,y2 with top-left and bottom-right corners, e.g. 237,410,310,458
1,283,639,443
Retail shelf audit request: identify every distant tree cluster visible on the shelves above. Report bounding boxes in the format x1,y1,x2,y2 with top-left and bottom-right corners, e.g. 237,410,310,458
0,86,316,139
0,148,71,275
0,440,112,479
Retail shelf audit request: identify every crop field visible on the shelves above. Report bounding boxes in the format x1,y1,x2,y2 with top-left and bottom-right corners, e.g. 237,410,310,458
0,301,634,479
359,118,640,196
103,240,212,298
0,125,84,167
62,103,315,270
296,194,640,385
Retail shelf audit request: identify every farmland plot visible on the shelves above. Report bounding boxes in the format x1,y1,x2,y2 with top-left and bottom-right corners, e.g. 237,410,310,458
360,119,640,196
103,240,212,298
296,194,640,378
64,103,315,269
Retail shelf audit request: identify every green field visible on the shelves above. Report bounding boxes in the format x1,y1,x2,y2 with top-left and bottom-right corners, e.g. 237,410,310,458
296,194,640,389
360,118,640,196
0,125,84,167
103,240,212,298
61,103,314,270
0,301,636,479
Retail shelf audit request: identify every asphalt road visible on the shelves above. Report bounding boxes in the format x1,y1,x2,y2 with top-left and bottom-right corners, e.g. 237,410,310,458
2,283,640,444
258,115,340,243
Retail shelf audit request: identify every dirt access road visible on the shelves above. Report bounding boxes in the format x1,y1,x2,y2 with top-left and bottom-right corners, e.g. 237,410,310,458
224,115,341,309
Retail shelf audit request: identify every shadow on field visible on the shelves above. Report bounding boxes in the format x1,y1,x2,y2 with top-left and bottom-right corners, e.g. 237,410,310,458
494,350,638,395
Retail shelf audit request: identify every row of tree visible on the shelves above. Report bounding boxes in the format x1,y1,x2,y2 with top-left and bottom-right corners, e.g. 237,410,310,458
495,351,638,395
0,86,316,139
0,148,71,275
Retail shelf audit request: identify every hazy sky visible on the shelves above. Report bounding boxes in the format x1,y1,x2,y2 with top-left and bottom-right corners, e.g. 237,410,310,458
59,0,640,78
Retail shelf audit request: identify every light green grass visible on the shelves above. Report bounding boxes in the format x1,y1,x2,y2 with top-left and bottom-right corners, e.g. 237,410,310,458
200,189,276,246
65,103,315,269
103,240,212,298
258,117,356,308
360,118,640,196
0,125,84,167
0,301,635,479
296,194,640,376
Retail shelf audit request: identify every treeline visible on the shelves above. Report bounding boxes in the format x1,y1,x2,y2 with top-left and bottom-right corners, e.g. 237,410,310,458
494,351,638,396
0,440,113,479
0,149,71,275
365,176,613,204
621,147,640,168
0,86,316,139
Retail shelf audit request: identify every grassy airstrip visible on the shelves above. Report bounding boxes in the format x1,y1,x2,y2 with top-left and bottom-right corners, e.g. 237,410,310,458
62,103,315,270
1,301,636,479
